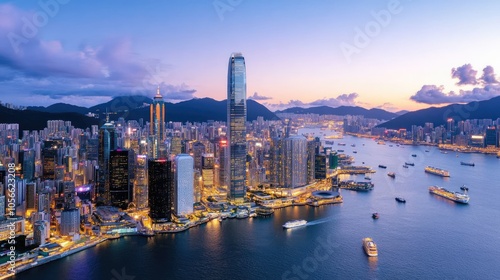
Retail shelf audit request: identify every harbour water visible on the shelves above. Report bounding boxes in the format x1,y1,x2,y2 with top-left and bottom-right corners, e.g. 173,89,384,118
16,134,500,280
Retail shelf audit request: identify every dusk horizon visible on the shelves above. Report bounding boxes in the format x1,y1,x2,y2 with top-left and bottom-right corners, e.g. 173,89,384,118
1,2,500,280
2,1,500,111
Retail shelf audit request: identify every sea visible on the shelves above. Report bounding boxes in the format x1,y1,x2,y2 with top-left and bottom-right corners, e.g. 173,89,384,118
15,132,500,280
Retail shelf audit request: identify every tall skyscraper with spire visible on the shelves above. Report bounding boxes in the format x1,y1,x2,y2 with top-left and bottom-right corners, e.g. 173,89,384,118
150,87,166,159
227,53,247,203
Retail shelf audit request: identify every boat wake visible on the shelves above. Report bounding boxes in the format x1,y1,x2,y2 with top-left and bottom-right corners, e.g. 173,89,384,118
305,216,337,226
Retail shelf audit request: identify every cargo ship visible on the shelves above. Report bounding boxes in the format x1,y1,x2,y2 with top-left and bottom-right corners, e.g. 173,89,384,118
428,186,469,204
424,166,450,177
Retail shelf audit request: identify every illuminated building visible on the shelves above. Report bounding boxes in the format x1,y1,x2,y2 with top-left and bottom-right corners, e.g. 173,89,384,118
174,154,194,216
60,209,80,236
227,53,247,203
283,135,307,188
150,87,166,159
109,149,131,209
134,155,148,210
98,120,117,204
148,159,174,222
218,136,229,188
63,181,76,210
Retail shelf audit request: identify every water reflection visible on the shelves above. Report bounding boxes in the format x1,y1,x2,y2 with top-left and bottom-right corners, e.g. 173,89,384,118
368,256,378,271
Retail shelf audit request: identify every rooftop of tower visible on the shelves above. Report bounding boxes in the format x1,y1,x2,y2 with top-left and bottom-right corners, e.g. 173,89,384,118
154,86,163,100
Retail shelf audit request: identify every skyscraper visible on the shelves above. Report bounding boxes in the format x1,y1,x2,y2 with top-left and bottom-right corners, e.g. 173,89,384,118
148,159,174,222
42,141,59,180
218,136,229,188
98,120,117,204
283,135,307,188
63,181,76,210
134,155,148,210
227,53,247,203
22,149,35,182
109,149,131,209
174,154,194,216
150,87,166,159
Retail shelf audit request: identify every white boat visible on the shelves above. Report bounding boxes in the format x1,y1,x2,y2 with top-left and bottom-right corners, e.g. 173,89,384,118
283,220,307,229
362,237,378,257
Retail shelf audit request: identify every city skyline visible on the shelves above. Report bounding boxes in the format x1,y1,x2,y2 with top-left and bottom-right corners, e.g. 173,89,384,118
1,1,500,111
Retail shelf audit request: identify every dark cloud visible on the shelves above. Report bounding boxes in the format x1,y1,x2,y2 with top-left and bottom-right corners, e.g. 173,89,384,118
0,4,196,106
410,84,500,104
160,83,197,100
248,92,272,100
451,64,478,85
480,66,498,84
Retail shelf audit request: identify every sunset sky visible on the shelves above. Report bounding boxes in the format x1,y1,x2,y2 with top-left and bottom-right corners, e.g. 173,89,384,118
1,0,500,111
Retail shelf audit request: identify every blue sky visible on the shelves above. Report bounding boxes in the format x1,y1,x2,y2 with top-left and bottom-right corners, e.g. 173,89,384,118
1,0,500,111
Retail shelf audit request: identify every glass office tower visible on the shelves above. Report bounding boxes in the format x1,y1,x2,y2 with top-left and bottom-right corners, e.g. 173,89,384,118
227,53,247,203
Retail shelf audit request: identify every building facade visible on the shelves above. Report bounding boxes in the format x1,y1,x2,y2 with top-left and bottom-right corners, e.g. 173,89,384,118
227,53,247,203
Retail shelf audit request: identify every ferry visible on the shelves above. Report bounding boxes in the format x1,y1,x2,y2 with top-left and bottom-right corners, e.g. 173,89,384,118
405,162,415,166
362,238,379,257
283,220,307,229
460,161,475,167
428,186,470,204
378,165,387,169
387,172,395,178
339,181,374,191
425,166,450,177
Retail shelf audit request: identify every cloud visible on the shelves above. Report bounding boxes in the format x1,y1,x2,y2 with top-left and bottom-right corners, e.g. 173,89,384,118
376,102,398,112
480,66,498,84
264,93,360,111
410,84,500,104
248,92,272,100
451,64,478,85
160,83,197,100
0,4,196,106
